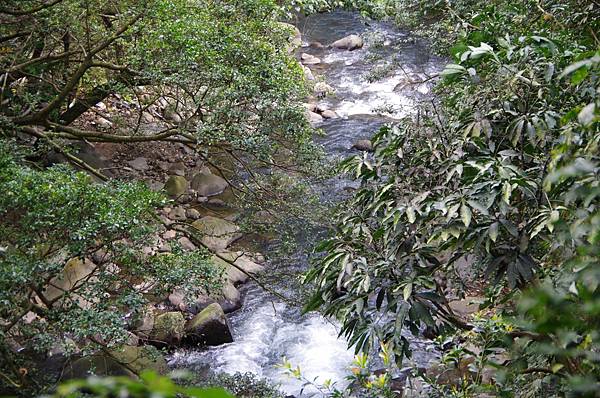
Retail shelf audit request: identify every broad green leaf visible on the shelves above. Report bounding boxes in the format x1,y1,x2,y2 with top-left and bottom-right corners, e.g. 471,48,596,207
461,203,472,227
406,207,416,223
489,222,499,242
403,283,413,301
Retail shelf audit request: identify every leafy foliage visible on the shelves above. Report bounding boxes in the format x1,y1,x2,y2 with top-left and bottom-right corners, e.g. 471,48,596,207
0,0,321,181
46,371,234,398
305,0,600,396
0,143,222,394
281,347,398,398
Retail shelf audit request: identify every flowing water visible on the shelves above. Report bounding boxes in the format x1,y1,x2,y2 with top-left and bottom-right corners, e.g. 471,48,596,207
169,11,443,396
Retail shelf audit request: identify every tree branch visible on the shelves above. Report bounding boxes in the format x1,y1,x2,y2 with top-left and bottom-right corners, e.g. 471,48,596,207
0,0,66,16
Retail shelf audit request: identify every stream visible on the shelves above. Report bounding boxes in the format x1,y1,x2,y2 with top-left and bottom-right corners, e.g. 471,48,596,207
169,11,443,396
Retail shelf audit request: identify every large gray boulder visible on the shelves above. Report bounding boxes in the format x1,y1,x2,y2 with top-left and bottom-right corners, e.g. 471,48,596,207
191,170,228,197
220,281,241,313
331,34,364,51
127,157,149,171
214,251,265,285
184,303,233,346
191,216,242,251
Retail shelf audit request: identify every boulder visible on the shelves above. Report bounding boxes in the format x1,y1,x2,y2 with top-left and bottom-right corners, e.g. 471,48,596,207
188,294,217,314
320,109,338,119
191,216,242,251
303,66,315,81
95,117,113,130
61,355,134,379
163,230,177,240
43,258,96,303
109,345,169,375
164,175,188,198
61,346,168,379
149,311,186,346
184,303,233,346
448,296,481,318
157,242,171,253
331,34,363,51
191,170,228,197
314,82,334,96
303,103,317,112
177,236,196,251
300,53,321,65
306,110,323,124
127,157,149,171
168,206,187,221
220,282,242,313
168,161,186,176
353,139,373,151
215,251,265,285
186,208,201,220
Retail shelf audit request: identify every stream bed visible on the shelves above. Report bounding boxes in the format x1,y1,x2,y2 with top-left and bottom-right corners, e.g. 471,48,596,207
169,11,443,396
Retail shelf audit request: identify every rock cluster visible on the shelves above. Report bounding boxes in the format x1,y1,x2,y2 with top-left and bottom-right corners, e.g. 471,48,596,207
50,141,269,381
295,31,364,126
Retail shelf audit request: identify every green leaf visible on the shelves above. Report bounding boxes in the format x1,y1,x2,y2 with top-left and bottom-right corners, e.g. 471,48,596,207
406,207,416,224
489,222,499,242
502,181,512,204
570,66,589,85
441,63,466,76
578,103,596,126
403,283,413,301
461,203,472,227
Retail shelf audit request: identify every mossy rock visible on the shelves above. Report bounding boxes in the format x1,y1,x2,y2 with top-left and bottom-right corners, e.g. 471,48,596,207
109,345,169,375
183,303,233,346
61,355,134,380
149,311,185,346
164,175,188,198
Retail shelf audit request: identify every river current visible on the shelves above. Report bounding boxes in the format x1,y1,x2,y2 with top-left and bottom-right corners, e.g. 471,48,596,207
169,11,443,396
